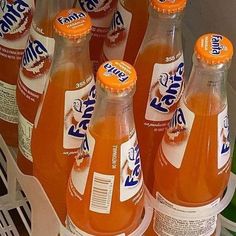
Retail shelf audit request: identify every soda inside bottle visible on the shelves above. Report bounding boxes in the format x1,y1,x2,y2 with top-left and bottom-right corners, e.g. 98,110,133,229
66,60,144,235
31,8,95,223
16,0,74,175
152,33,233,236
133,0,187,191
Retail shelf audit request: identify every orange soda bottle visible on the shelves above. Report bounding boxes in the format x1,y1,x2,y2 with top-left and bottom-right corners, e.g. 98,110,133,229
101,0,149,65
0,0,34,146
152,33,233,235
77,0,118,73
133,0,186,191
31,8,95,222
66,60,144,235
16,0,74,175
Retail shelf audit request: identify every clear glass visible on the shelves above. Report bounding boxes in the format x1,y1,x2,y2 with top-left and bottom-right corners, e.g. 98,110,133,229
32,33,94,223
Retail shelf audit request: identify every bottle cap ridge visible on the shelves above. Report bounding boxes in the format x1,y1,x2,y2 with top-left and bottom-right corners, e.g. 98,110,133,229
151,0,187,14
194,33,234,65
54,9,92,39
97,60,137,92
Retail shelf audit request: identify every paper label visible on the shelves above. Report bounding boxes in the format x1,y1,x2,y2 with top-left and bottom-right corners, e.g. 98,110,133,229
218,106,230,169
18,112,33,161
0,0,34,50
0,81,18,123
145,54,184,123
120,132,143,202
63,81,96,149
69,130,95,196
102,0,132,60
161,101,195,168
19,25,55,94
154,192,220,236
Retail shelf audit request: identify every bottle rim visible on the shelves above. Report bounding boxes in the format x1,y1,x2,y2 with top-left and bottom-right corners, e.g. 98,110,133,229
150,0,187,14
194,33,234,65
54,8,92,40
96,60,137,92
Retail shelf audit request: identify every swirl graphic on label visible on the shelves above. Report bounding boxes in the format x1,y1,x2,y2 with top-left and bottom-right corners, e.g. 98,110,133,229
163,107,188,144
78,0,115,18
21,36,52,79
0,0,33,40
104,9,126,48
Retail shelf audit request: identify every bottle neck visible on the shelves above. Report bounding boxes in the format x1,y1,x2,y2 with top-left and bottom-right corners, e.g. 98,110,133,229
50,35,93,81
33,0,73,37
89,84,135,140
141,7,183,58
184,54,230,115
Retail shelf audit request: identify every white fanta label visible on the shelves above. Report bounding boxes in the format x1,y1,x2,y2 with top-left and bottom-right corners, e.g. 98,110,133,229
154,192,220,236
64,80,96,149
161,100,195,168
218,106,230,169
120,132,143,202
19,25,55,94
145,54,184,122
69,130,95,196
103,0,132,60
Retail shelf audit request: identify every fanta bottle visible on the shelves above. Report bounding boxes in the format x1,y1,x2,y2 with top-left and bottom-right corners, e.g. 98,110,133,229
31,9,95,222
16,0,74,175
76,0,117,73
0,0,34,146
66,60,144,235
101,0,149,65
152,33,233,236
221,137,236,232
133,0,186,191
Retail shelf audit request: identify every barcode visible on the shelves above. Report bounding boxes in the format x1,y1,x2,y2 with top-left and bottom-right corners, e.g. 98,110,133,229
89,172,115,214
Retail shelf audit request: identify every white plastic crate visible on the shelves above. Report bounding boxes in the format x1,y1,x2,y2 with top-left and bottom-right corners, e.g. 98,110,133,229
0,134,236,236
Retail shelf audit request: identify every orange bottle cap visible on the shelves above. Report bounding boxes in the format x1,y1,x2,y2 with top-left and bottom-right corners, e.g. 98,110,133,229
97,60,137,92
151,0,187,14
54,9,92,39
194,33,234,65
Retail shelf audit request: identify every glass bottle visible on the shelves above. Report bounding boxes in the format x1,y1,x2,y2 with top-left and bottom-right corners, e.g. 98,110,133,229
31,8,95,223
66,60,144,235
152,33,233,236
133,0,186,191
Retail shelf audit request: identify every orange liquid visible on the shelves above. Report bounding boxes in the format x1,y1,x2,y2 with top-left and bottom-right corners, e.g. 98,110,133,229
134,43,182,191
32,66,91,222
16,20,54,175
122,0,148,64
67,116,144,235
101,0,148,65
152,93,231,235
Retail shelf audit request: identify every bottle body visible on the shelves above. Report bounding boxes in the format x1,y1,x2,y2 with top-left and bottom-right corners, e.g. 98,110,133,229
101,0,149,65
66,61,144,235
77,0,117,73
31,11,95,222
152,50,231,235
134,9,184,191
0,0,34,146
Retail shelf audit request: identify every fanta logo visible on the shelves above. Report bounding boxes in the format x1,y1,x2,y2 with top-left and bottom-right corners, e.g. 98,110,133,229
57,12,86,25
67,85,96,139
104,62,129,82
124,143,141,187
221,115,230,155
211,35,224,55
150,62,184,113
105,10,126,47
78,0,114,18
164,107,188,144
0,0,32,40
22,38,51,78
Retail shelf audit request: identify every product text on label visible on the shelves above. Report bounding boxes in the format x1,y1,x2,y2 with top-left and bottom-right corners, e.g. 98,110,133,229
57,11,86,25
150,62,184,113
